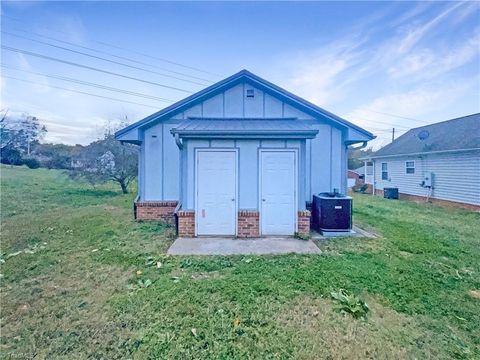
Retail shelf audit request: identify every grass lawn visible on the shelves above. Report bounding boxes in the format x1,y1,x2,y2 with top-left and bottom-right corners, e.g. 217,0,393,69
1,166,479,359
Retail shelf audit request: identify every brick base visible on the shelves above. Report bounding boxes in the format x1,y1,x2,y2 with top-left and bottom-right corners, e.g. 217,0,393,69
375,190,479,211
365,184,373,194
177,210,195,237
237,210,259,238
297,210,311,235
135,201,178,224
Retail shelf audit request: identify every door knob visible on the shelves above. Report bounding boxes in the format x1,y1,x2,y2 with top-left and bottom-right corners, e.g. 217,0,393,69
262,199,266,202
231,198,235,201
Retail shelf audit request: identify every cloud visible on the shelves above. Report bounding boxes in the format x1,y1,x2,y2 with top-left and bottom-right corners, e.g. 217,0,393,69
280,39,366,106
275,1,479,118
388,32,480,80
393,2,465,56
345,76,479,148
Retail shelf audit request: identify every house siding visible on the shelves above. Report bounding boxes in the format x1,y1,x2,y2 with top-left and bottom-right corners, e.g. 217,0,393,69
373,150,480,206
140,81,348,204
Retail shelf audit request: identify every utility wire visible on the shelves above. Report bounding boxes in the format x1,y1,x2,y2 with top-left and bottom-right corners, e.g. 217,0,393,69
3,75,160,109
1,45,195,94
363,109,431,124
5,27,214,83
356,117,410,130
2,64,175,103
2,14,221,77
2,31,210,87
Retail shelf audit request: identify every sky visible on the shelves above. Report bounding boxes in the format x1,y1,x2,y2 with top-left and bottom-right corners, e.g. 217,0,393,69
1,1,479,148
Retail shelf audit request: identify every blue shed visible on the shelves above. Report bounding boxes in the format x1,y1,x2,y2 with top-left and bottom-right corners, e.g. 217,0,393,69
115,70,375,237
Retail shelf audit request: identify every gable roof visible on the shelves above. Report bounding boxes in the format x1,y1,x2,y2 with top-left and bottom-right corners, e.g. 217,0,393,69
351,166,365,176
370,113,480,158
115,69,374,141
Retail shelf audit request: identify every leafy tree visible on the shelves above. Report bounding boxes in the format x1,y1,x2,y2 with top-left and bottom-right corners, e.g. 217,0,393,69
1,110,47,164
32,143,84,169
348,147,373,170
69,125,137,193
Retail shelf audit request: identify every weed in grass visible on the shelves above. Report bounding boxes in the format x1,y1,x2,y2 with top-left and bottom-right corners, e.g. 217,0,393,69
330,289,369,318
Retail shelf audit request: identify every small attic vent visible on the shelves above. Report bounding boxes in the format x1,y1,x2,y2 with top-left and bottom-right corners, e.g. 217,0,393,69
246,89,254,98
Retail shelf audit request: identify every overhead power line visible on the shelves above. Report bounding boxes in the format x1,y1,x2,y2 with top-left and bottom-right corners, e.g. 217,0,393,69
2,64,175,103
2,14,221,77
3,75,160,109
6,27,214,83
2,31,210,87
1,45,195,94
363,109,431,124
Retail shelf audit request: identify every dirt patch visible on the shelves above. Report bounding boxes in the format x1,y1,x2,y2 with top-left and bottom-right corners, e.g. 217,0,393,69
468,290,480,299
399,250,413,257
276,295,439,359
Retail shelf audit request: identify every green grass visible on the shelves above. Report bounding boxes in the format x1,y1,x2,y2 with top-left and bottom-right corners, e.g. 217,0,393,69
1,165,479,359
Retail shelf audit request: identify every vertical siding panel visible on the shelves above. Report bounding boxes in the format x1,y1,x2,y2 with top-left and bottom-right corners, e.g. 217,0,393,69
311,124,332,194
283,103,315,119
224,84,243,117
163,124,180,200
264,93,283,117
237,140,259,209
143,125,163,200
184,104,202,118
210,140,235,148
202,94,223,117
305,139,312,200
331,127,342,191
244,86,264,117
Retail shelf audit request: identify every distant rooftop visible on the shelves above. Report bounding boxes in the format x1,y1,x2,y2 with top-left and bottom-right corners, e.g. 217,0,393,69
370,113,480,158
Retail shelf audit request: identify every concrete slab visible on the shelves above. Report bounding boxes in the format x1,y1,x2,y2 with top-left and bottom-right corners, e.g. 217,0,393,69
310,225,376,239
167,237,321,256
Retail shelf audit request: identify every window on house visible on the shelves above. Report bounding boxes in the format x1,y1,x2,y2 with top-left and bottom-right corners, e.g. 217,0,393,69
381,162,388,180
246,89,254,98
405,161,415,174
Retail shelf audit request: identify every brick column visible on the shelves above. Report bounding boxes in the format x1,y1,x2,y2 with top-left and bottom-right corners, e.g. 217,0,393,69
297,210,311,236
135,201,178,224
177,210,195,237
237,210,259,238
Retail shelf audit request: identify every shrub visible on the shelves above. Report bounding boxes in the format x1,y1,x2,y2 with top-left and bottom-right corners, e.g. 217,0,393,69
0,147,23,165
23,158,41,169
330,289,369,318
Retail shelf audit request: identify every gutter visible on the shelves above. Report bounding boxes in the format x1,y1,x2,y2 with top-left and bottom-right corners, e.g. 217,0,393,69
361,147,480,161
348,141,368,150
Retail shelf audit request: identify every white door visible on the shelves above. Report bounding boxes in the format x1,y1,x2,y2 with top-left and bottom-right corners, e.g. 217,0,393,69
196,150,237,235
260,151,296,235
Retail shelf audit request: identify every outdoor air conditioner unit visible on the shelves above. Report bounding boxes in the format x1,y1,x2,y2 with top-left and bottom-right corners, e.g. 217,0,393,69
422,172,434,188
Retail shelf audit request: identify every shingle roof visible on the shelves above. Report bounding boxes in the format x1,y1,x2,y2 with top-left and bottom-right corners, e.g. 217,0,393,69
351,166,365,176
370,113,480,158
170,117,318,139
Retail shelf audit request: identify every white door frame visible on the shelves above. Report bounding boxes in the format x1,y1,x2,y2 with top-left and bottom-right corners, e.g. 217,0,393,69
258,149,298,236
194,148,238,236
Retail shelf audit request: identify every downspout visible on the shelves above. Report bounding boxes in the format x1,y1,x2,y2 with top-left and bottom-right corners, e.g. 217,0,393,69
372,160,376,196
174,133,183,150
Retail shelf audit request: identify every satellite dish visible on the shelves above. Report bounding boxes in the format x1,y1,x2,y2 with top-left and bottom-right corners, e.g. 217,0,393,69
418,130,429,140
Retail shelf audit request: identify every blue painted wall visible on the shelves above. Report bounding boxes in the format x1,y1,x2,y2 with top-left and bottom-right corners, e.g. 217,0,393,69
139,81,348,207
